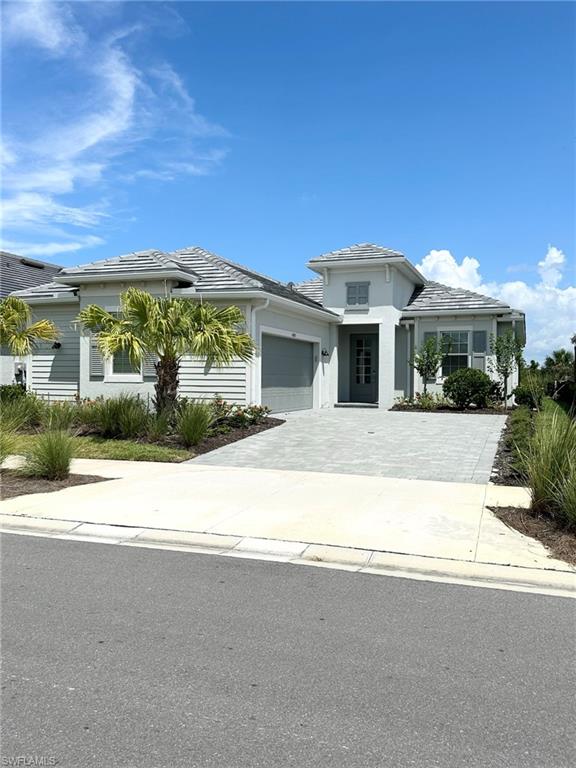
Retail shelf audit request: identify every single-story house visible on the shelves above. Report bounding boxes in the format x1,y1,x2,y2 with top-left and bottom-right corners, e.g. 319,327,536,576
0,251,63,387
2,243,525,410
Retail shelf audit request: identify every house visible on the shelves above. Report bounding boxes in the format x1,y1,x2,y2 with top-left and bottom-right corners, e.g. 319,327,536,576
3,243,525,410
0,252,62,388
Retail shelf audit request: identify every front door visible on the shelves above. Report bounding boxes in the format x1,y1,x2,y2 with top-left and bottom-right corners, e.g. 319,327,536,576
349,334,378,403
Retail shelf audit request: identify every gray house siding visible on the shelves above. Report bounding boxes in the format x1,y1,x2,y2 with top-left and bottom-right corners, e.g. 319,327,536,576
178,357,247,404
29,305,80,401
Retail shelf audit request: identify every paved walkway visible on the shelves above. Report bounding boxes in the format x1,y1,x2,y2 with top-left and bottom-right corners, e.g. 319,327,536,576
191,410,507,484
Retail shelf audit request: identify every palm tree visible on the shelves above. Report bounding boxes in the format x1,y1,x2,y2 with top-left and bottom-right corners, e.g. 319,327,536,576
0,296,58,357
78,288,254,413
543,348,574,383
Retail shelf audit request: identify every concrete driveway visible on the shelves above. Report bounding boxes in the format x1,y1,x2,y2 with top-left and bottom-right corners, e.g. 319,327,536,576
191,409,507,484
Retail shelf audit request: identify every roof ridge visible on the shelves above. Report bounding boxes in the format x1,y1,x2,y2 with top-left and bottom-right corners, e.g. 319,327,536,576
310,242,404,261
172,246,263,289
426,280,508,306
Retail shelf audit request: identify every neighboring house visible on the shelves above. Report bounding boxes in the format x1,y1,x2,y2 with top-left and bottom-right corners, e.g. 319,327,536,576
3,243,525,410
0,252,62,388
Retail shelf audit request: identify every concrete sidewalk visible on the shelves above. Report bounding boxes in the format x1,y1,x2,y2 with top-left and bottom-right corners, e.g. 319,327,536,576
1,458,574,591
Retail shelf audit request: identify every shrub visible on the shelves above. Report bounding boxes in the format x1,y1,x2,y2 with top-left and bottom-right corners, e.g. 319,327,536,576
506,406,533,471
147,409,171,442
177,400,214,447
518,403,576,526
24,430,73,480
513,382,544,410
42,401,78,431
0,383,27,403
227,404,270,428
0,393,45,430
443,368,492,409
0,428,15,464
91,394,149,439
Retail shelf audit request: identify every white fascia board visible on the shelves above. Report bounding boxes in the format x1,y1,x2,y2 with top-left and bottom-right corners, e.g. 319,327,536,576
307,256,425,284
20,295,79,306
172,288,342,323
401,307,514,319
54,270,194,285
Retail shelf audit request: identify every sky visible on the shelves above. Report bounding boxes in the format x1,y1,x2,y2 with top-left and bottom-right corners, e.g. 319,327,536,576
1,0,574,361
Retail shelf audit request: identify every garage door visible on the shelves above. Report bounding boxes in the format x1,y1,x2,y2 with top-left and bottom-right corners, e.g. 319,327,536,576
261,335,314,412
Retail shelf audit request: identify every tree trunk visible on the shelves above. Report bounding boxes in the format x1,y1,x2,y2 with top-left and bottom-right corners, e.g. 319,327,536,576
154,356,180,414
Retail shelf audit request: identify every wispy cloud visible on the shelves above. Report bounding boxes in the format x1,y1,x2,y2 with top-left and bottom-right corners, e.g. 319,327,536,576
1,1,228,259
416,245,576,361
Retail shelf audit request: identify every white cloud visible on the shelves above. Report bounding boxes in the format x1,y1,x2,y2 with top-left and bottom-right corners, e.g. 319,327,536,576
416,246,576,362
1,2,228,258
1,236,104,258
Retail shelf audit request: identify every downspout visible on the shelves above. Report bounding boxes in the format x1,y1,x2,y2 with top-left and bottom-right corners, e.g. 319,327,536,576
250,298,270,403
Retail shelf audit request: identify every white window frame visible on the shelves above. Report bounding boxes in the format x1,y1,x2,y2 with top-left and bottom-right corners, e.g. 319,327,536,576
104,352,143,383
346,281,370,308
424,327,473,382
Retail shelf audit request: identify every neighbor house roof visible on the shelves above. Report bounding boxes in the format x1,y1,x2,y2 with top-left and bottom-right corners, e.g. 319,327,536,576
14,246,338,315
402,281,511,314
0,252,62,298
308,242,404,263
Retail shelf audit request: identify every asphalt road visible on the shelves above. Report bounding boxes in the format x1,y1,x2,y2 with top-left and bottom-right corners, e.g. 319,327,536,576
2,535,575,768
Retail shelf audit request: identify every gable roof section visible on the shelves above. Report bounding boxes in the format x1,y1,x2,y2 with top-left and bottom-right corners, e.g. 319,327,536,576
403,281,511,314
295,277,324,304
308,242,404,263
56,249,199,283
1,252,62,298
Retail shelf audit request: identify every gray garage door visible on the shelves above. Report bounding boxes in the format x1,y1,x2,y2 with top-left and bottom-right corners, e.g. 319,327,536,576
261,334,314,412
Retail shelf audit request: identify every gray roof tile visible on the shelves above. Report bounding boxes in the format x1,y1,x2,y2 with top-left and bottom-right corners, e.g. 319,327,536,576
403,281,511,313
295,277,324,304
309,242,404,263
0,252,62,298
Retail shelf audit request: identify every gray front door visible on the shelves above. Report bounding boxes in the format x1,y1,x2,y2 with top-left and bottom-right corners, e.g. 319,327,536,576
261,334,314,412
349,333,378,403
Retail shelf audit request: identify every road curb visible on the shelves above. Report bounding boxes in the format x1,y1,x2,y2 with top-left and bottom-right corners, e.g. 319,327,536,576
1,514,574,598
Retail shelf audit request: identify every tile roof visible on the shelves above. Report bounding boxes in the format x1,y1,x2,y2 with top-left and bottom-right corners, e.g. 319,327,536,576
308,242,404,263
403,281,511,313
294,277,324,304
0,252,62,298
14,246,337,314
11,281,78,300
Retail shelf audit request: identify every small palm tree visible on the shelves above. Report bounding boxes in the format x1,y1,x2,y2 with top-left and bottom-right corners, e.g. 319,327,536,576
0,296,58,356
543,348,574,383
78,288,254,413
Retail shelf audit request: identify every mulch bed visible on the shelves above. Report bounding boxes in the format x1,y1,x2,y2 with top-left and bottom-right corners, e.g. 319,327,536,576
490,415,525,486
0,469,108,501
191,417,285,456
390,405,507,415
491,505,576,567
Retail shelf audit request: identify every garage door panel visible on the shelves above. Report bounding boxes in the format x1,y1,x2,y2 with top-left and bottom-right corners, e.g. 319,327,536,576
261,335,314,412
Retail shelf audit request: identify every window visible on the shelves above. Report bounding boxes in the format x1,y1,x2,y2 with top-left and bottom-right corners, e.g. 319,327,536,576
441,331,469,376
354,337,372,384
112,349,139,375
346,282,369,306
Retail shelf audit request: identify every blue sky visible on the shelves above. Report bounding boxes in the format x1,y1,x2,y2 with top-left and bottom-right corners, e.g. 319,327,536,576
1,1,574,359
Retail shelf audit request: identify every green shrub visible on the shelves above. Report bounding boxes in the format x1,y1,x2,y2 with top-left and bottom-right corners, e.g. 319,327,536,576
443,368,492,409
42,401,78,431
513,377,544,409
24,430,73,480
211,395,270,428
518,403,576,526
91,394,149,439
0,393,45,431
147,409,171,442
0,384,27,403
177,400,214,447
0,428,16,464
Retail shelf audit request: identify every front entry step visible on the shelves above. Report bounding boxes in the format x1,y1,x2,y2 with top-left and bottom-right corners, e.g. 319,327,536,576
335,402,379,409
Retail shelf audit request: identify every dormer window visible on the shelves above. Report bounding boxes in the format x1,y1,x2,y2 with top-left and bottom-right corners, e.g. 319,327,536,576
346,281,370,307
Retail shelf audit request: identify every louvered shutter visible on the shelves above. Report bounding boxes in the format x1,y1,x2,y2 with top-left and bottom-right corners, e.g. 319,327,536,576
143,352,157,379
89,336,104,379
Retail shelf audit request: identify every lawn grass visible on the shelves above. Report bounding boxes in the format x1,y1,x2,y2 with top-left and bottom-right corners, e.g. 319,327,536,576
12,434,191,463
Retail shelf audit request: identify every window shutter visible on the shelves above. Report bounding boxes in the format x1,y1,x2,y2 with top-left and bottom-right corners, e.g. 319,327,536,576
143,352,157,379
473,330,487,353
89,336,104,379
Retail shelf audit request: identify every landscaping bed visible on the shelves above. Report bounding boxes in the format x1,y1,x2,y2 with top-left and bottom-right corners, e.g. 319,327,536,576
491,505,576,567
191,417,284,455
390,404,506,415
0,469,107,500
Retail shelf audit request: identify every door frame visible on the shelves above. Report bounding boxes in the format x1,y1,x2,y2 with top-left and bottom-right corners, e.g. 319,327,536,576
256,325,322,409
349,332,379,403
